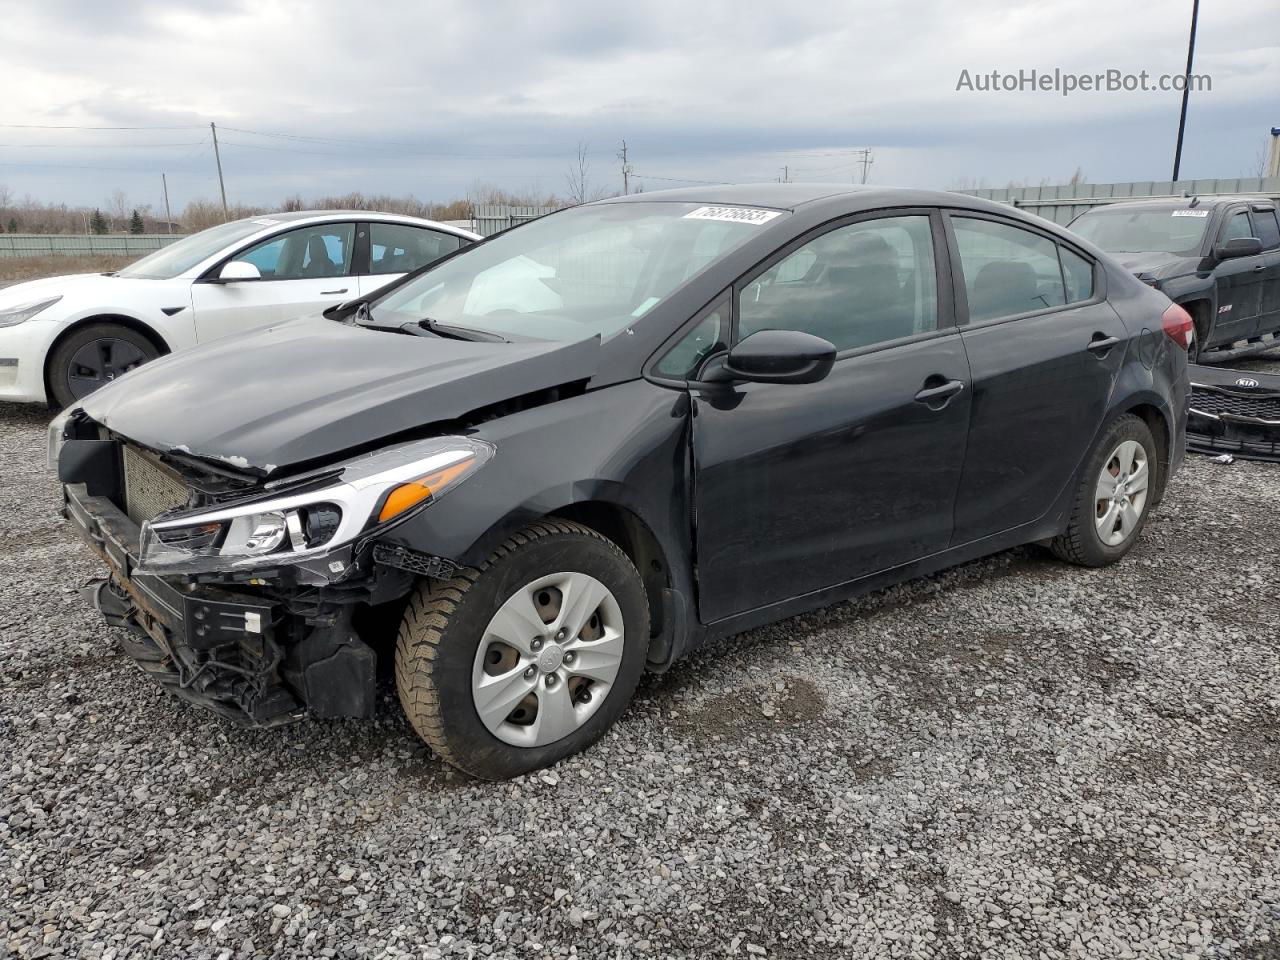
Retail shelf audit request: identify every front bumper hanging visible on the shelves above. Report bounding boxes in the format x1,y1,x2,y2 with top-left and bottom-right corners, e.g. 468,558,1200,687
63,483,378,727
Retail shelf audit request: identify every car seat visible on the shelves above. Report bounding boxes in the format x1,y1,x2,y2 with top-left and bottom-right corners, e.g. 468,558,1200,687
302,235,340,278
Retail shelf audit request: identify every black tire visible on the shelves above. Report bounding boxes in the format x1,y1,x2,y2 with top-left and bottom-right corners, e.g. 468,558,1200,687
395,520,649,780
47,322,160,409
1050,414,1159,567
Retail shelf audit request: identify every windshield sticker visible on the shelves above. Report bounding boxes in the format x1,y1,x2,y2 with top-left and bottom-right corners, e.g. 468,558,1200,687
1171,210,1209,218
631,296,661,317
683,206,782,225
252,218,281,226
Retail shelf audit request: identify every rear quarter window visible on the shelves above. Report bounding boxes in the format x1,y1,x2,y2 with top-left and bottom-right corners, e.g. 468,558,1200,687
1059,247,1095,303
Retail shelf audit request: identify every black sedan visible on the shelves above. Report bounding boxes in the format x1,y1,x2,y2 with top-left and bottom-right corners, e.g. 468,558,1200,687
51,183,1190,779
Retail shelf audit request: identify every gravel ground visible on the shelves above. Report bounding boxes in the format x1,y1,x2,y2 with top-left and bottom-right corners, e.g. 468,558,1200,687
2,397,1278,960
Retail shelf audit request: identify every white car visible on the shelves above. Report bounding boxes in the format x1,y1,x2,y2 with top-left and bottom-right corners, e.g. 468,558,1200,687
0,211,480,406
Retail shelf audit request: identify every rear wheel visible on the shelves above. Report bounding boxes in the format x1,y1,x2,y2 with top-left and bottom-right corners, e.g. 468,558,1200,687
48,322,159,408
1051,414,1159,567
395,520,649,780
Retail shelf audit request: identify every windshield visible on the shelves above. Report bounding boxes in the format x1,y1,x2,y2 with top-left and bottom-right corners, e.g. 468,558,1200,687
368,202,782,341
1070,207,1210,256
116,218,279,279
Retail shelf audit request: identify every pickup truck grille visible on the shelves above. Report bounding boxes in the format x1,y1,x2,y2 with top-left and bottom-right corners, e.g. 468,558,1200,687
122,445,191,526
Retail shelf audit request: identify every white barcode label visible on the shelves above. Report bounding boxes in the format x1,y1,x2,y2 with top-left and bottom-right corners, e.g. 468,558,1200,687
1171,210,1209,218
684,205,782,225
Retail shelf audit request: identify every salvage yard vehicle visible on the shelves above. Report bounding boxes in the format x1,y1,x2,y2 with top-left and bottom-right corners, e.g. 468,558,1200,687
1,211,479,407
52,183,1189,779
1070,196,1280,364
1187,362,1280,461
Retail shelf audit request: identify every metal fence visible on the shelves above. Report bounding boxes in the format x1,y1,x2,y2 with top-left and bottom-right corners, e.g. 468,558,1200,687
958,177,1280,225
472,205,558,237
0,233,185,258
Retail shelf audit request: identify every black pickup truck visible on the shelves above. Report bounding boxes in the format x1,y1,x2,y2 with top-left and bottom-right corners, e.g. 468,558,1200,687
1071,196,1280,364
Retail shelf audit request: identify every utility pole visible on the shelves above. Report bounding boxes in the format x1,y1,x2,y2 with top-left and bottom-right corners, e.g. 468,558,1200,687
852,148,874,184
1268,127,1280,179
1171,0,1200,182
617,139,632,195
210,122,228,220
779,165,789,183
161,173,173,234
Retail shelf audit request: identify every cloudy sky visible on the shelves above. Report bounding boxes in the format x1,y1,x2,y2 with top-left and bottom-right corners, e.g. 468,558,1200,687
1,0,1277,213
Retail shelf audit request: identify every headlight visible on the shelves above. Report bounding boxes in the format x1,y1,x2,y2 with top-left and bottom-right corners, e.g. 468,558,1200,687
0,296,62,328
136,436,493,576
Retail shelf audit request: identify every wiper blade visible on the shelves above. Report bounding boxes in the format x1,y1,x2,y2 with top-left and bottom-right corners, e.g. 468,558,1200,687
405,317,507,343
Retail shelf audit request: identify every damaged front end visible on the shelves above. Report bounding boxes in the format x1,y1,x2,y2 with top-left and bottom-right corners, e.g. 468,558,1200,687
1187,364,1280,462
51,407,491,726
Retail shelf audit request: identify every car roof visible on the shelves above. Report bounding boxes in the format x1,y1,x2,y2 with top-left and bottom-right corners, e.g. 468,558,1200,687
228,210,480,238
597,182,1033,218
1077,197,1271,214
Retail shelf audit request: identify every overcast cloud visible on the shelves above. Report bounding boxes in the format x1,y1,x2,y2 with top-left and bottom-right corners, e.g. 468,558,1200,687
1,0,1277,211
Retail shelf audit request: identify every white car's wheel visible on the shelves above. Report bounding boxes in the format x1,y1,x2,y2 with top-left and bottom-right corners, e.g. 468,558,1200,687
48,323,159,408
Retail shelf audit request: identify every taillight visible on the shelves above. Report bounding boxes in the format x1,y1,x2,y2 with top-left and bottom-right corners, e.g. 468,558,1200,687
1161,303,1195,351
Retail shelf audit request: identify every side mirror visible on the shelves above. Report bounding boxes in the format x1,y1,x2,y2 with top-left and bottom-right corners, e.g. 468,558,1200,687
722,330,837,385
1214,237,1263,261
218,260,262,281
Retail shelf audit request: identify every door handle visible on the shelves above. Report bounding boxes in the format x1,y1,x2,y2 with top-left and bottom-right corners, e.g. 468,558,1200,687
1087,334,1122,356
914,378,965,405
320,287,349,295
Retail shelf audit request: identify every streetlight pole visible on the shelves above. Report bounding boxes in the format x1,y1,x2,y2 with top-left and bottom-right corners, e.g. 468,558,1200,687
1171,0,1200,182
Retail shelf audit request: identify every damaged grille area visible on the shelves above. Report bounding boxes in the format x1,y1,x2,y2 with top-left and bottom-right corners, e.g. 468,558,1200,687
1189,387,1280,422
122,445,191,526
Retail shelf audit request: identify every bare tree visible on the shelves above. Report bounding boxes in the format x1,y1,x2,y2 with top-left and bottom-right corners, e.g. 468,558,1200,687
105,189,130,230
1251,134,1278,178
565,141,592,206
1068,166,1087,186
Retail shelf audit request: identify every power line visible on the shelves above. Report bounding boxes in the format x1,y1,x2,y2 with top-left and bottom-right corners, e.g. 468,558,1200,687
220,125,607,158
631,173,730,184
217,136,578,162
0,122,204,130
0,141,205,149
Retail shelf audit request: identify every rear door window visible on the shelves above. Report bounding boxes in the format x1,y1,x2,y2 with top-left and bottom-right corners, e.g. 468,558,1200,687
952,217,1067,322
369,223,464,275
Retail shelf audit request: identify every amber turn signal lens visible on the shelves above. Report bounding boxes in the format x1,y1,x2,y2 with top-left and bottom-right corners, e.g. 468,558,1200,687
377,457,476,523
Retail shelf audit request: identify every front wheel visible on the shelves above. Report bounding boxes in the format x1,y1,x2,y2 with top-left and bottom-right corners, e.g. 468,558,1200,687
47,322,159,408
395,521,649,780
1051,414,1160,567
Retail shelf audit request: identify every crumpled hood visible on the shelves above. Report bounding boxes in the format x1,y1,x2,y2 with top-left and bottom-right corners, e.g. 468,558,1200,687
79,316,600,474
1109,252,1199,283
